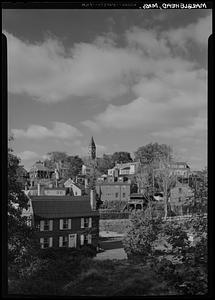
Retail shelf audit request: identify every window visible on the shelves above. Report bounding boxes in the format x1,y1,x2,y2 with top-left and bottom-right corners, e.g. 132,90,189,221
178,197,181,202
81,217,92,228
59,219,71,230
44,220,50,231
63,219,68,229
179,188,182,193
115,193,119,198
59,236,68,247
122,193,126,198
40,237,53,249
80,234,92,246
40,220,53,231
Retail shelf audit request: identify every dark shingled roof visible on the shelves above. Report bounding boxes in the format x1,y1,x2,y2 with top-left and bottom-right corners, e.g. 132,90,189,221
30,196,99,218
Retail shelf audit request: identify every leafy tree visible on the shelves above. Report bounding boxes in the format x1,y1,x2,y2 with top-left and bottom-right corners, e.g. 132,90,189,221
65,155,83,179
112,152,133,164
8,140,36,263
96,154,115,174
123,208,161,260
46,151,68,163
134,143,172,165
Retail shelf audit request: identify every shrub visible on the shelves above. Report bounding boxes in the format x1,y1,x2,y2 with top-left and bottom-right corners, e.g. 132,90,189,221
122,208,161,259
99,211,129,219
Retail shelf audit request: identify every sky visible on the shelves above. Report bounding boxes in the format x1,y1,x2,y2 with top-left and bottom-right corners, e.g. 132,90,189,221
3,8,212,171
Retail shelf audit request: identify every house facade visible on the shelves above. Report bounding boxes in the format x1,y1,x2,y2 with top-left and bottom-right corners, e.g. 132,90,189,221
108,161,140,177
169,162,191,178
23,192,99,250
64,178,86,196
170,183,194,215
96,177,131,202
29,161,55,187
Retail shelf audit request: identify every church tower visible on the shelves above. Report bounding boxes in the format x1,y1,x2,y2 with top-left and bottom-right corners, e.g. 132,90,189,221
88,136,96,160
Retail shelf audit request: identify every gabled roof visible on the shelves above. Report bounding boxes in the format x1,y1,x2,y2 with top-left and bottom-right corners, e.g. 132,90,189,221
30,196,99,218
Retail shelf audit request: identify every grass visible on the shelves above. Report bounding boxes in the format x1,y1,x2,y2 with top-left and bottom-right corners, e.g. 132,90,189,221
99,219,130,234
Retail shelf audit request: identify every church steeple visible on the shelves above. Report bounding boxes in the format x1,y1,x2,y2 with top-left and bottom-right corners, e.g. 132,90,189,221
88,136,96,160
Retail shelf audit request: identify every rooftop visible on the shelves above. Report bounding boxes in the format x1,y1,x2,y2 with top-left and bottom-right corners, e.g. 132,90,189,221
30,196,99,218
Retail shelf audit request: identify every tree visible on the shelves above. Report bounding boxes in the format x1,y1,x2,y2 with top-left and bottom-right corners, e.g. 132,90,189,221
134,143,172,165
8,140,36,263
123,208,161,260
135,143,174,219
65,156,83,179
46,151,68,163
112,152,133,164
155,159,177,220
96,154,115,174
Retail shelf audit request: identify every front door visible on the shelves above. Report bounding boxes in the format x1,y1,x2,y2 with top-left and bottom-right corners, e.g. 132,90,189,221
68,234,77,248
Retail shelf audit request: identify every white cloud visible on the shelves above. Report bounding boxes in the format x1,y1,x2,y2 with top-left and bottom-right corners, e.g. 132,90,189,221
17,150,39,161
164,13,212,49
12,122,82,139
125,27,170,58
4,13,211,104
5,31,143,103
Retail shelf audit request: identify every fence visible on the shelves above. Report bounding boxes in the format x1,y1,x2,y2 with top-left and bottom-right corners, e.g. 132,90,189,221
165,213,207,222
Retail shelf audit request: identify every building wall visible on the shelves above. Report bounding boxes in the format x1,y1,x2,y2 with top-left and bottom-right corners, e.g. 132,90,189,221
170,185,194,203
96,184,130,202
34,216,99,249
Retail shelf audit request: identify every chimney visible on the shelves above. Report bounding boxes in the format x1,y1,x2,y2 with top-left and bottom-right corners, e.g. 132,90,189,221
90,189,96,210
37,183,40,196
84,178,88,189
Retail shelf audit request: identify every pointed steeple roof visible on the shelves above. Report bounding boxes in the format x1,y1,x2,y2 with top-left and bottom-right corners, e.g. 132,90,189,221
90,136,96,148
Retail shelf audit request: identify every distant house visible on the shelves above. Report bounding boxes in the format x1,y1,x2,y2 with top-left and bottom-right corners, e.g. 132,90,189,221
169,162,191,178
126,193,148,210
96,177,131,202
108,161,140,177
26,184,66,196
22,191,99,250
170,182,194,215
29,161,55,187
64,178,86,196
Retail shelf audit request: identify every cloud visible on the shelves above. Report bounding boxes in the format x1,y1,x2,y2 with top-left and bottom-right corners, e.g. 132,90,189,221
5,31,143,103
125,27,171,58
4,13,211,104
17,150,39,161
83,64,207,134
164,13,212,49
12,122,82,139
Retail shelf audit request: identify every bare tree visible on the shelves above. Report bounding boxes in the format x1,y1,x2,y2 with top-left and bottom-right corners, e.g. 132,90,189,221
154,156,177,220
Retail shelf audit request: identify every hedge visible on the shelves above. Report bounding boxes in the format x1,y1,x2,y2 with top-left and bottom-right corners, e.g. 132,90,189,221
99,211,130,219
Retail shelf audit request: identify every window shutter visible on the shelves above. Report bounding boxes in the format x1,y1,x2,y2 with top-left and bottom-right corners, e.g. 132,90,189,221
40,238,44,249
49,237,53,247
59,236,63,247
88,234,92,244
89,217,92,228
60,219,63,230
81,218,84,228
68,219,71,229
80,234,84,245
40,220,44,231
49,220,53,231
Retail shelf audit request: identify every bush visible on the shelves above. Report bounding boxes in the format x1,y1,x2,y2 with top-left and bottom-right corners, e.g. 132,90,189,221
123,208,161,259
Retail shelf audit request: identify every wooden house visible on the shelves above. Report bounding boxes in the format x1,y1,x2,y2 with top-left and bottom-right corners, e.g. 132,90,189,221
23,191,99,250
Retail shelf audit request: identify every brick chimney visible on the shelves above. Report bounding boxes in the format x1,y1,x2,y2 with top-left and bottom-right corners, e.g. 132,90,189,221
90,189,96,210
